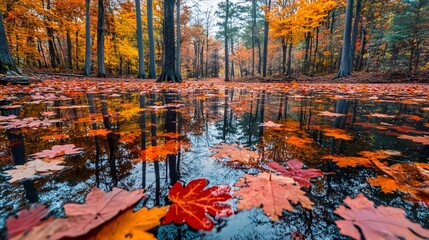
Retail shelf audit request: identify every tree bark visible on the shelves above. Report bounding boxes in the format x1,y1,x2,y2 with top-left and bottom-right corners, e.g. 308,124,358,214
84,0,91,76
350,0,362,70
281,38,287,75
262,0,271,77
224,0,230,82
156,0,182,82
336,0,354,78
0,12,18,74
147,0,156,78
97,0,106,77
66,30,73,69
252,0,256,76
175,0,181,77
287,42,292,77
135,0,146,79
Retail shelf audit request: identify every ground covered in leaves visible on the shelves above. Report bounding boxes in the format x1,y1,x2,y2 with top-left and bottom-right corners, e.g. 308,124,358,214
1,79,429,239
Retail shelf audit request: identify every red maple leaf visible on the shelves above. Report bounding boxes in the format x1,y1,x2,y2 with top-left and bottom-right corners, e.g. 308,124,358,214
162,178,233,230
6,204,48,238
268,159,323,188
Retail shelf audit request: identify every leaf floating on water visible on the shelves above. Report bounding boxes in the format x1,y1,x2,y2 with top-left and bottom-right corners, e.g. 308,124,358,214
7,204,49,238
162,178,233,230
318,111,346,117
85,207,168,240
209,143,259,167
268,160,323,188
88,129,113,137
4,159,66,182
234,172,313,221
54,187,146,239
259,121,283,128
334,193,429,240
397,135,429,145
30,144,83,160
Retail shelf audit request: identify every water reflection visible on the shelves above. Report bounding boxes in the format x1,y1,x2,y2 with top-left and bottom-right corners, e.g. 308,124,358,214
0,87,428,239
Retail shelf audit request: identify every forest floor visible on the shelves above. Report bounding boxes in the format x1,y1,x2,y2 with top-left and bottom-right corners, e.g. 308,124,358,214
1,70,428,85
235,70,429,84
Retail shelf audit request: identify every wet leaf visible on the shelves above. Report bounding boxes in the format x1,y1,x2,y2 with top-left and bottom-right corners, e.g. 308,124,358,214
7,204,48,238
268,160,323,188
4,159,66,182
234,172,313,221
162,178,233,230
85,207,168,240
334,193,429,240
210,143,259,167
54,187,145,239
88,129,113,137
30,144,83,160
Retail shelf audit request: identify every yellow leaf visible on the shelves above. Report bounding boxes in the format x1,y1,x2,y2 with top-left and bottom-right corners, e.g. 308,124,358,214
85,207,168,240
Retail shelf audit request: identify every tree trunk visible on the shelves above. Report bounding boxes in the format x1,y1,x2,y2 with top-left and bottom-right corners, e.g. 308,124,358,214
357,27,366,70
281,38,287,75
262,0,271,78
46,0,58,69
156,0,181,82
0,12,18,74
66,30,73,69
84,0,91,76
312,27,319,73
252,0,256,76
135,0,146,79
147,0,156,78
75,31,79,70
350,0,361,70
336,0,354,78
230,38,234,80
97,0,106,77
224,0,230,82
257,37,261,74
287,42,292,77
175,0,181,77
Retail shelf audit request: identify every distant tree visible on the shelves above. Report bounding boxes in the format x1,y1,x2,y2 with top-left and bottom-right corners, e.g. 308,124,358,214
97,0,106,77
84,0,91,76
157,0,182,82
336,0,354,78
135,0,146,79
147,0,156,78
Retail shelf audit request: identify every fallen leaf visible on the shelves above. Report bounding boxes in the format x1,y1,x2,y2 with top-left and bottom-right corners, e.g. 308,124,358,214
7,204,49,238
234,172,313,221
88,129,113,137
334,193,429,240
259,121,283,128
209,143,259,167
285,136,312,148
85,207,168,240
318,111,346,117
397,135,429,145
4,159,66,182
268,160,323,188
30,144,83,159
162,178,233,230
53,187,145,239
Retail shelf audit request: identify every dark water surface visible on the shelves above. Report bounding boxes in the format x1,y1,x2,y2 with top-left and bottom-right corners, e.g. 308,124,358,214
1,82,428,239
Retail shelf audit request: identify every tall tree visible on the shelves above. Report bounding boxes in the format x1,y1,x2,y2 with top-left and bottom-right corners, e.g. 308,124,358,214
224,0,230,82
175,0,181,78
135,0,146,79
157,0,182,82
336,0,354,78
0,12,18,74
147,0,156,78
84,0,91,76
97,0,106,77
262,0,271,77
350,0,362,70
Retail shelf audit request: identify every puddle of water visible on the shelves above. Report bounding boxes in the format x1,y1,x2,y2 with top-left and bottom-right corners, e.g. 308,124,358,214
0,83,428,239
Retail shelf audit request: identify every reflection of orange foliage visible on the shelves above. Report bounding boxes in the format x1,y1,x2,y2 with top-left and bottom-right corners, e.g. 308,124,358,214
119,131,140,144
324,155,372,168
137,140,190,162
88,129,113,137
285,136,311,148
41,133,70,141
316,127,352,140
161,132,181,139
